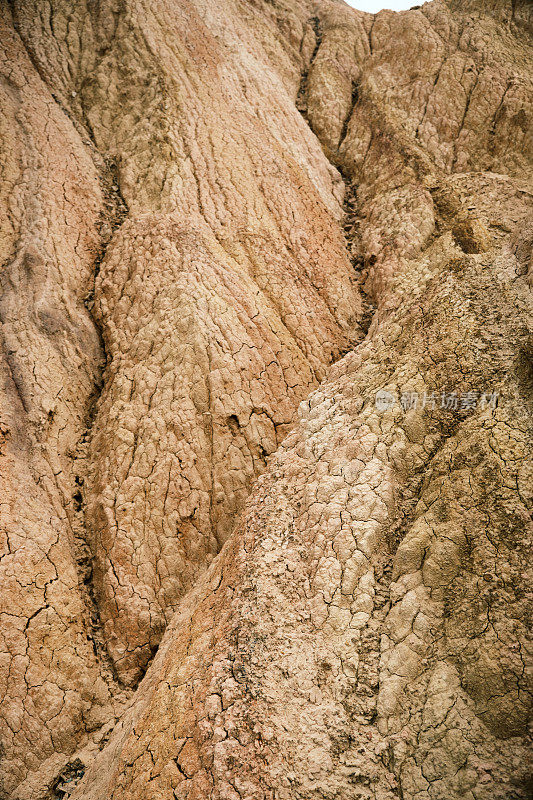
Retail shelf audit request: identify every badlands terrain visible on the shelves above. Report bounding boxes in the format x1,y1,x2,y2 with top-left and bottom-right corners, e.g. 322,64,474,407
0,0,531,797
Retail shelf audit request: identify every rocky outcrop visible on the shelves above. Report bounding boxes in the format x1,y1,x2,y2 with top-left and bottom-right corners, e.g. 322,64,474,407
0,0,531,798
0,9,120,797
8,0,364,689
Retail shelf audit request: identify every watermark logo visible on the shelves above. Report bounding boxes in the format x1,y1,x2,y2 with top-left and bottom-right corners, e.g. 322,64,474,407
375,389,499,412
375,389,396,412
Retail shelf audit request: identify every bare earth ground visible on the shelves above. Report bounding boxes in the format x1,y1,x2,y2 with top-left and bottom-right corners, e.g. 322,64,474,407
0,0,531,797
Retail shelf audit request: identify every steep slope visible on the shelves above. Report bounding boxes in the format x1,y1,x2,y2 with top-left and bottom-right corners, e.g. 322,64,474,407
0,8,122,797
0,0,531,798
72,239,533,800
8,0,363,690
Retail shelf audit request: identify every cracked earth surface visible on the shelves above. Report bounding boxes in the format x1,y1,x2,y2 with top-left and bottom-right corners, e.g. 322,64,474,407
0,0,531,797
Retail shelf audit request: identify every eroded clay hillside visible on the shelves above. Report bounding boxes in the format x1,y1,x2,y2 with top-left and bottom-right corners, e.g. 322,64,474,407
0,0,531,797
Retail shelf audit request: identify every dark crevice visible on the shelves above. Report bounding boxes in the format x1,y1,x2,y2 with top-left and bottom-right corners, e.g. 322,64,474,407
368,16,376,55
514,346,533,410
338,81,359,149
71,417,131,691
227,414,241,433
297,17,377,342
50,759,85,799
296,16,321,117
83,154,128,314
451,68,481,171
489,79,511,137
341,180,377,336
68,162,128,688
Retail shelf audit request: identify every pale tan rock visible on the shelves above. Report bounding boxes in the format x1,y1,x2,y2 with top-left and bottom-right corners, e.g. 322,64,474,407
70,181,533,799
0,7,121,797
8,0,365,686
0,0,531,798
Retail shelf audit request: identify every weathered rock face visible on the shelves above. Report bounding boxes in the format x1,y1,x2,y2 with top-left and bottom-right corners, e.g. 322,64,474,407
0,0,531,798
8,0,364,688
